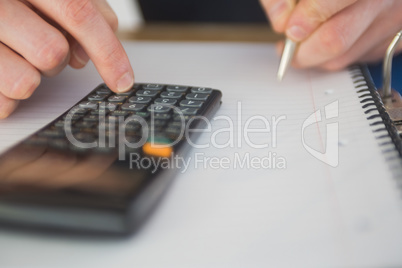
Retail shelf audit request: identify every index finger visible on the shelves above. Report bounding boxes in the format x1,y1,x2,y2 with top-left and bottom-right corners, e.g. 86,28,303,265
285,0,358,42
28,0,134,93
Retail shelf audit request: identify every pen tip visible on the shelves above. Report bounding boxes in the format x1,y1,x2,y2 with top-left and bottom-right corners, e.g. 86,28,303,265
277,72,283,82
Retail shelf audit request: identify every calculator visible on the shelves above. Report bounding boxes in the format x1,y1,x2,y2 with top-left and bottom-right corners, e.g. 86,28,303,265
0,83,222,235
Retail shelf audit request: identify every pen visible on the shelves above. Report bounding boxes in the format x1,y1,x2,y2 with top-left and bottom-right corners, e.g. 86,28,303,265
277,38,297,81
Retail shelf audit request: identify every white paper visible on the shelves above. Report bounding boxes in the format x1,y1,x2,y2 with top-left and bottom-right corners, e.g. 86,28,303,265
0,42,402,267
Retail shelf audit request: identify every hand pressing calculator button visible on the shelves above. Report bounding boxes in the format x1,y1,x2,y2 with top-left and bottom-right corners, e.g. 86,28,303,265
0,83,222,235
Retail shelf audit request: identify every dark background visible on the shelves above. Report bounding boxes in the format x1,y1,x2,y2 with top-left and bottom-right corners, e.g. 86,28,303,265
138,0,267,23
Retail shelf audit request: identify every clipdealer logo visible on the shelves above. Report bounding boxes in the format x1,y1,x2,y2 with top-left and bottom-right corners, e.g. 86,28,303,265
302,101,339,167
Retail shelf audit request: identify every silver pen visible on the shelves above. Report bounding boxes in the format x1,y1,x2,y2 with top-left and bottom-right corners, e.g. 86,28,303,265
277,38,298,82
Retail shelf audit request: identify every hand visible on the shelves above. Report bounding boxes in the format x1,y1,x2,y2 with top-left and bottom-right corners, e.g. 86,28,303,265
0,0,134,119
260,0,402,70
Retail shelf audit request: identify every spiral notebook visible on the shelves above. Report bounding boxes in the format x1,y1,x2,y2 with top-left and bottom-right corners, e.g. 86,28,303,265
0,42,402,266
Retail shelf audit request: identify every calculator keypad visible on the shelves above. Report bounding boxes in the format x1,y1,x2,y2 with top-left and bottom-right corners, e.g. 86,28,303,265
28,83,219,155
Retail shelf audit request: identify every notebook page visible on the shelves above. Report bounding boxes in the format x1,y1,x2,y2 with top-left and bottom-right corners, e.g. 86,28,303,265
0,42,402,267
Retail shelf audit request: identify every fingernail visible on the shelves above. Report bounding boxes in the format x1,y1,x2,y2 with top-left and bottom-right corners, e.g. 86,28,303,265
268,1,289,23
286,26,308,42
117,72,134,92
73,45,89,66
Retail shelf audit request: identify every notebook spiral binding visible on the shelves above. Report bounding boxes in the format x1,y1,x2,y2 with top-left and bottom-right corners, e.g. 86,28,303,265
349,65,402,179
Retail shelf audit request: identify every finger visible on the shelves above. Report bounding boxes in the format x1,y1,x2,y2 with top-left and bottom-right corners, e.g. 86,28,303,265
360,39,402,64
69,0,118,69
0,92,19,119
28,0,134,93
260,0,296,33
69,41,90,69
285,0,357,42
293,0,387,68
0,42,41,100
93,0,118,33
0,0,70,77
320,3,402,70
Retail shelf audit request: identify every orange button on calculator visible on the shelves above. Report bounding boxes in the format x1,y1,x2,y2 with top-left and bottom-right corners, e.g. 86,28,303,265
143,141,173,158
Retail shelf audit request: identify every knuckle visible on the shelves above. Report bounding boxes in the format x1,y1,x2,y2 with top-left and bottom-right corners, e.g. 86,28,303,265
37,35,69,71
63,0,98,26
318,26,348,57
107,12,119,32
304,1,331,23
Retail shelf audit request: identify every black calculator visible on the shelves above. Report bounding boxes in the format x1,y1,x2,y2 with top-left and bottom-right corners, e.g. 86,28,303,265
0,83,222,235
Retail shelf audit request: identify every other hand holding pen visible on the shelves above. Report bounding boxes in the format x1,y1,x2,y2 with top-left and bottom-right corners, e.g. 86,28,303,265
260,0,402,70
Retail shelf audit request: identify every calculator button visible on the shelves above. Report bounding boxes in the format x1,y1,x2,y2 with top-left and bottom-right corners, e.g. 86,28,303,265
152,113,171,120
111,110,130,117
128,96,152,104
147,105,172,113
143,84,164,90
180,100,203,108
79,101,98,109
74,133,97,143
84,115,106,122
88,94,107,101
160,91,182,99
174,107,198,115
99,103,118,111
186,93,209,101
121,103,146,111
154,98,177,105
108,95,127,102
191,87,212,94
143,140,173,158
91,110,109,116
116,90,134,96
95,85,111,95
166,85,188,92
136,90,159,98
135,111,150,119
70,107,90,114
